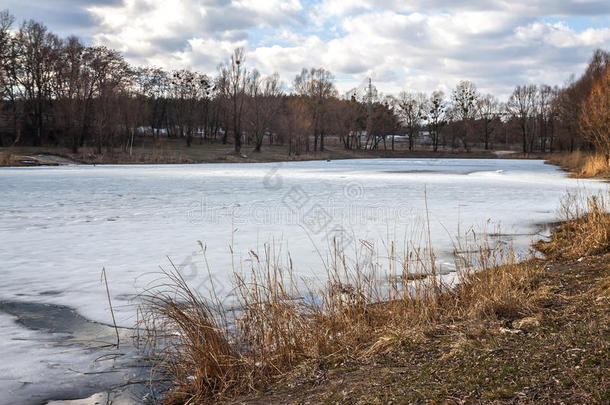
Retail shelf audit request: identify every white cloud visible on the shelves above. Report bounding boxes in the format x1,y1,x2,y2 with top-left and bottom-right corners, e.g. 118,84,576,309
24,0,605,99
313,0,610,18
87,0,304,66
249,7,610,98
515,22,610,48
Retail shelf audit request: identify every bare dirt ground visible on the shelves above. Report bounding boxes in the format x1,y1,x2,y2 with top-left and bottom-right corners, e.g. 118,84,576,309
0,151,80,166
234,253,609,404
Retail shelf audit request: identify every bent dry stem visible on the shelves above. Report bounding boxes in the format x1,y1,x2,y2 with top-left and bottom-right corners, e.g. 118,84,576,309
101,267,120,349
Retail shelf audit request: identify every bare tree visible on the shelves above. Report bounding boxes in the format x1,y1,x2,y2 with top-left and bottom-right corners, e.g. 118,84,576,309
14,20,60,145
281,95,311,156
219,47,248,154
476,94,499,150
84,46,130,153
579,66,610,159
136,67,169,142
0,10,14,102
427,91,446,152
451,80,479,151
536,84,554,152
293,67,337,152
506,84,537,153
246,70,283,152
0,10,19,146
167,69,210,147
52,35,86,152
397,91,427,151
555,79,580,152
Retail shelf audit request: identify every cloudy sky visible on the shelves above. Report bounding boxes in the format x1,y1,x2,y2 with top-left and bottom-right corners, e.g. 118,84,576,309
4,0,610,98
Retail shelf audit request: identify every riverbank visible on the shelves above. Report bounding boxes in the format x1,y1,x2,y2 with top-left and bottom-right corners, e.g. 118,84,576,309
5,143,608,180
545,151,610,179
0,142,507,167
237,251,609,404
143,191,609,404
0,150,79,166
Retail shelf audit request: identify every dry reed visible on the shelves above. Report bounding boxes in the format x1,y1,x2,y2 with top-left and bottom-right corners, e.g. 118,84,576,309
546,151,610,178
536,191,610,260
0,151,13,166
140,190,609,403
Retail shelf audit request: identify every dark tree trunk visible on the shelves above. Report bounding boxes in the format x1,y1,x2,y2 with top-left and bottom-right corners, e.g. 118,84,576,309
234,130,241,153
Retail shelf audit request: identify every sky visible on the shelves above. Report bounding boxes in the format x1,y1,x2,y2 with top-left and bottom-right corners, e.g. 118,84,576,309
3,0,610,98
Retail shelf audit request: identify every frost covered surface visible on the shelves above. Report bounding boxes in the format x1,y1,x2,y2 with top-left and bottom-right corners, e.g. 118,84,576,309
0,158,604,402
0,310,141,405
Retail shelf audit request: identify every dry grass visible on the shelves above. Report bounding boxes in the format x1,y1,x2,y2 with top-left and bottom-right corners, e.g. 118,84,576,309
0,146,192,166
77,147,193,164
140,236,446,402
0,151,12,166
536,191,610,260
546,151,610,178
140,192,609,403
140,269,241,402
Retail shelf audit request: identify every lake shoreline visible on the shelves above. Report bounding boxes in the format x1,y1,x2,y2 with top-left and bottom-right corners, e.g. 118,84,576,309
1,158,605,404
1,144,527,167
3,145,607,182
235,249,610,404
35,214,610,405
154,193,610,404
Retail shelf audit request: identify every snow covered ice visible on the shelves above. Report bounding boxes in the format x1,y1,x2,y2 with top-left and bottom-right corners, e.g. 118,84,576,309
0,158,605,403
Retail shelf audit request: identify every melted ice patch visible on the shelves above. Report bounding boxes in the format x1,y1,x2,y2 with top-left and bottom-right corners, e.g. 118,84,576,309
0,302,144,405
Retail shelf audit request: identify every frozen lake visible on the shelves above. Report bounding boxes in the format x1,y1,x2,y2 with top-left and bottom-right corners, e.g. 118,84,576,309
0,158,604,403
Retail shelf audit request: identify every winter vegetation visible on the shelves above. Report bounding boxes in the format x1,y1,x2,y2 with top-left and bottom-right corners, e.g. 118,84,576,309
142,191,610,403
0,9,608,166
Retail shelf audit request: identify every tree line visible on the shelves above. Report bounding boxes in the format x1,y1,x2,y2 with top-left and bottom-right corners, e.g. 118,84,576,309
0,10,608,156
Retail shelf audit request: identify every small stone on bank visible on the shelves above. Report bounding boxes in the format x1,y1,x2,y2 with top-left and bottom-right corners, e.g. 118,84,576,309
513,316,540,331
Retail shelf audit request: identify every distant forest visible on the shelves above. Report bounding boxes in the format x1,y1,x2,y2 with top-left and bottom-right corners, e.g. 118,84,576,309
0,9,608,156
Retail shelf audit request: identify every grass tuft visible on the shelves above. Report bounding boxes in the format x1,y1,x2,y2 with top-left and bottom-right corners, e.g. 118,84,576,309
536,192,610,260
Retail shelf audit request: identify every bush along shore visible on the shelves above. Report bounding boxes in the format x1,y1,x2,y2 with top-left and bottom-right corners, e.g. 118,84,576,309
545,151,610,179
139,191,610,404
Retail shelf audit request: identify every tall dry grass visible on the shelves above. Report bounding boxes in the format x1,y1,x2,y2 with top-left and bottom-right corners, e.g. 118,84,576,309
536,191,610,260
77,147,192,164
546,151,610,178
0,151,12,166
140,235,446,402
140,191,609,403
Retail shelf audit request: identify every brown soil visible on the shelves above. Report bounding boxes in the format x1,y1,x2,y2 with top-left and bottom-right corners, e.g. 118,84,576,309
234,254,609,404
1,140,505,167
